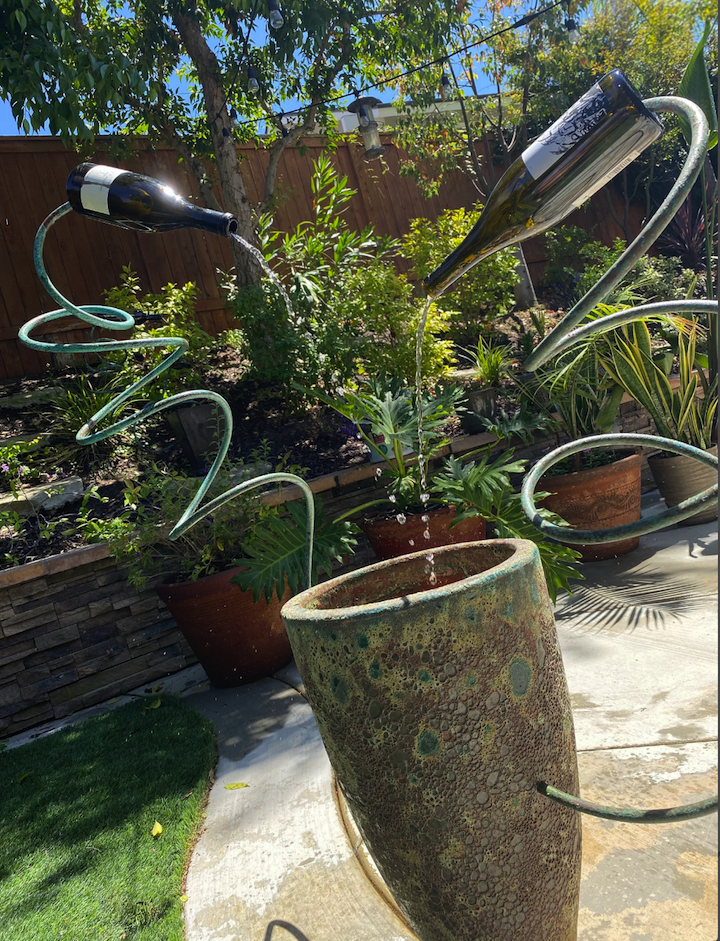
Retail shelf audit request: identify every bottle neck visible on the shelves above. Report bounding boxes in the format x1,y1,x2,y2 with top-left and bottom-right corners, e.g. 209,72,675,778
423,229,498,298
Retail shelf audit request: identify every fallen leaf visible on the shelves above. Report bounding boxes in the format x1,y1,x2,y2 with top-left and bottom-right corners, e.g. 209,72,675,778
183,790,193,800
180,895,188,903
224,782,250,790
151,820,163,838
141,698,162,715
107,697,124,705
152,684,162,693
18,772,31,784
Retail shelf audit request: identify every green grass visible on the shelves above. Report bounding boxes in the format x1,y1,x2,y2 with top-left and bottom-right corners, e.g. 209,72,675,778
0,695,216,941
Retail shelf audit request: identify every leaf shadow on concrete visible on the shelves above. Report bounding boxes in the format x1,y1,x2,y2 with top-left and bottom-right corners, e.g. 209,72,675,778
555,564,711,635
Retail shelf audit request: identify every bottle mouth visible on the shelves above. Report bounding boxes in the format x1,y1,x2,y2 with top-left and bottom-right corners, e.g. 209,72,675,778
227,218,238,236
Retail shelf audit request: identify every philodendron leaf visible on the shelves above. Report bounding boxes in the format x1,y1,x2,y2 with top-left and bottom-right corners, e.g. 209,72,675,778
233,497,359,604
678,20,718,151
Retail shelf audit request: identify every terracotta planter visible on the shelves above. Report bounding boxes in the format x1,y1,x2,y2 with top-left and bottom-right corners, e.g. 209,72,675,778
540,452,642,562
648,444,718,525
361,505,486,561
155,567,292,687
282,539,581,941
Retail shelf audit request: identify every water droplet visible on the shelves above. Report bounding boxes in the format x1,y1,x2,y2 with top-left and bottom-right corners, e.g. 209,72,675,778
375,467,382,478
388,494,397,503
396,513,407,524
429,572,438,585
425,553,434,562
421,514,429,523
408,539,415,546
423,529,431,540
420,493,430,503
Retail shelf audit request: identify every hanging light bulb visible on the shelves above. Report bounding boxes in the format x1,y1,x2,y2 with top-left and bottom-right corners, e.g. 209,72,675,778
564,16,580,44
229,107,239,127
247,65,260,95
267,0,284,29
440,70,452,101
348,97,386,161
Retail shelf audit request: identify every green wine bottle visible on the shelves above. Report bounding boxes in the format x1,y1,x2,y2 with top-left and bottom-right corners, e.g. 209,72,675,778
66,164,238,237
424,70,663,297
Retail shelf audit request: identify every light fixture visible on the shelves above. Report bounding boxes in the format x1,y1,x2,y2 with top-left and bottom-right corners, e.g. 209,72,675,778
440,70,452,101
247,65,260,95
268,0,284,29
564,16,580,44
348,96,387,161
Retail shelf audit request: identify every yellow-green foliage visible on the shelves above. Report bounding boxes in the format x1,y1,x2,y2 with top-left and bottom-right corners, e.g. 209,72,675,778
338,262,456,383
402,207,519,343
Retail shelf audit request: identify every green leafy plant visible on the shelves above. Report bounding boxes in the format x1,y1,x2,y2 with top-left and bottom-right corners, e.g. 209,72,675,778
461,336,516,388
105,267,212,398
108,456,358,601
47,375,140,473
432,454,583,603
402,207,519,343
223,154,410,392
233,496,359,603
0,437,41,497
303,375,465,514
599,316,718,450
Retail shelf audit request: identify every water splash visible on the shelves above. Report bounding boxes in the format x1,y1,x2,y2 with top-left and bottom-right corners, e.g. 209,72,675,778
415,297,436,580
396,513,407,524
231,232,295,321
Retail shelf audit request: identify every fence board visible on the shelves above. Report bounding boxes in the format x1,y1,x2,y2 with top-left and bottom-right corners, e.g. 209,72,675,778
0,134,641,381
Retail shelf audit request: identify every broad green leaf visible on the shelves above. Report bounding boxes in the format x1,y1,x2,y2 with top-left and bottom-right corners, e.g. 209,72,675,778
677,20,719,151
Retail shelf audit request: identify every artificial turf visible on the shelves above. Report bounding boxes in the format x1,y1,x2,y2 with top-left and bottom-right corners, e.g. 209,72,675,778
0,694,216,940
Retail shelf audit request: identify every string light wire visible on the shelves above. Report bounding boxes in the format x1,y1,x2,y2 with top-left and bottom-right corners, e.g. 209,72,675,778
217,0,567,136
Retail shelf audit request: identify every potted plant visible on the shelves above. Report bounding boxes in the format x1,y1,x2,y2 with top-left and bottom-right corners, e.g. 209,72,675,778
304,376,490,560
516,320,640,561
456,335,516,433
599,316,718,525
109,459,358,687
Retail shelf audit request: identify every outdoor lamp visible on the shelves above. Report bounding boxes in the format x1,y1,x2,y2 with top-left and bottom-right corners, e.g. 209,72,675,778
268,0,284,29
247,65,260,95
348,97,387,161
565,16,580,44
440,71,452,101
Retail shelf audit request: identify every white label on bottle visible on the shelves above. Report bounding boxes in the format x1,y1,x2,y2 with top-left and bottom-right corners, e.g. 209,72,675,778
522,83,608,181
80,165,125,215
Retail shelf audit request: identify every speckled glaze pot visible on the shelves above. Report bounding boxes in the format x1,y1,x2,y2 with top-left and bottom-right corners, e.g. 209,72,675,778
282,539,581,941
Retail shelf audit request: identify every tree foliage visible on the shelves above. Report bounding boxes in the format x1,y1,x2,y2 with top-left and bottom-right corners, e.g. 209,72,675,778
0,0,464,283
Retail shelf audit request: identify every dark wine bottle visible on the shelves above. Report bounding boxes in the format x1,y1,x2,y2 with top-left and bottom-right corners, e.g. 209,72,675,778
66,164,238,237
424,70,663,297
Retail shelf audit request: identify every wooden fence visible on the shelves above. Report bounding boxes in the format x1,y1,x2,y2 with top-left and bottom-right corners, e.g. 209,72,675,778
0,134,642,381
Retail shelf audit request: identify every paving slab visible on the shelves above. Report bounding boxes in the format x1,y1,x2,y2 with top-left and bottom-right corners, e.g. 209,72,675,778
184,503,717,941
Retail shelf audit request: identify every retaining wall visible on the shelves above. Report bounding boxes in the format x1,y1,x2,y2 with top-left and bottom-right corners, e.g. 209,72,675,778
0,545,196,738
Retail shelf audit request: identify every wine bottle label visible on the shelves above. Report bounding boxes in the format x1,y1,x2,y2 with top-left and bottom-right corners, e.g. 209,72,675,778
80,165,126,215
522,84,608,181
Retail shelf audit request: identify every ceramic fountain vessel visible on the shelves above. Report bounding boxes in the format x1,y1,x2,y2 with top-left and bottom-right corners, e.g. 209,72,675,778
282,539,581,940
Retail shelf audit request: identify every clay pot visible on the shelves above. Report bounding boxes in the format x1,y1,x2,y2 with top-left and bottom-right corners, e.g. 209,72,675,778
361,505,486,561
282,539,581,941
648,444,718,525
540,452,642,561
155,567,292,687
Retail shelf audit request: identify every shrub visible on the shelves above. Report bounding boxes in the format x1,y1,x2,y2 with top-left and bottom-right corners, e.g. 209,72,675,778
401,206,519,343
543,225,700,305
224,154,407,393
104,266,212,397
